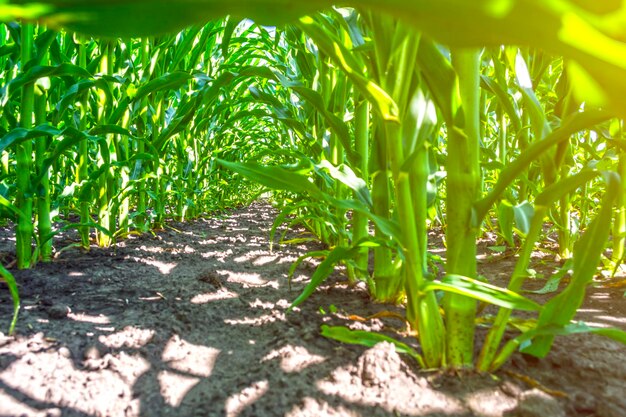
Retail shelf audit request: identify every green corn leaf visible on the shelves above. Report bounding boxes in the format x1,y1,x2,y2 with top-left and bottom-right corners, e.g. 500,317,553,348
321,325,425,367
331,198,401,244
55,78,113,119
270,201,310,251
523,322,626,346
316,160,372,208
493,321,626,372
497,200,514,246
290,246,360,309
474,110,612,221
199,71,236,107
133,71,194,102
154,99,200,151
89,124,137,139
480,74,522,134
288,85,361,166
297,15,399,122
523,172,621,357
170,26,203,70
287,250,328,288
0,124,61,153
534,170,602,206
5,62,92,96
221,17,239,59
0,194,26,223
513,201,534,236
217,159,325,200
511,50,551,140
31,128,107,191
248,85,286,110
0,264,20,335
418,37,462,127
424,274,541,312
527,259,574,295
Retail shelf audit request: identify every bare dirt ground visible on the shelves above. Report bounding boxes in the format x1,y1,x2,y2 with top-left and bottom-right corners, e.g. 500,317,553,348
0,202,625,417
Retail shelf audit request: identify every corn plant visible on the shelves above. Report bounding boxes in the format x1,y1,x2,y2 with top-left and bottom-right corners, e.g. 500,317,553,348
3,1,626,370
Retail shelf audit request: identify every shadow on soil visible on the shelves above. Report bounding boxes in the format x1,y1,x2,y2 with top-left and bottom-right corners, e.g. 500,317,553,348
0,203,625,417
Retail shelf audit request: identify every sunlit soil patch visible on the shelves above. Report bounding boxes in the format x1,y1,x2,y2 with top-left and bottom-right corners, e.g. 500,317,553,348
190,290,239,304
463,389,517,417
223,270,278,288
158,370,201,407
263,345,326,373
225,380,269,417
0,351,148,416
69,312,111,325
99,326,155,349
130,257,177,274
286,398,373,417
224,311,287,326
162,335,220,377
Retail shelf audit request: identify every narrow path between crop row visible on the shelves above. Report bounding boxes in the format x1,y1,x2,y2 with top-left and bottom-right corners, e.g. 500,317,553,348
0,202,625,417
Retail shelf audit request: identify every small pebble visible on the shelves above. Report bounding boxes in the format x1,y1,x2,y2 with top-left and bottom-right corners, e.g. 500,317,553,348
83,345,101,361
58,347,72,358
47,305,70,320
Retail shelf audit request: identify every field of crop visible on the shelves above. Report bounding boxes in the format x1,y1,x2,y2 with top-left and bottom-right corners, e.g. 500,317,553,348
1,2,626,416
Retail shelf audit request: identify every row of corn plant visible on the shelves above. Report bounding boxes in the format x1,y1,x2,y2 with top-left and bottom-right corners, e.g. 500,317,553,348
0,19,317,333
2,2,626,371
208,10,626,370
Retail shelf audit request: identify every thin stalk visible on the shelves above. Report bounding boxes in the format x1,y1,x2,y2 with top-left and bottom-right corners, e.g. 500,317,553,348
96,41,114,247
613,122,626,262
15,22,35,269
34,78,52,261
136,37,150,232
477,206,546,371
558,176,572,259
77,37,91,249
388,117,445,368
117,108,131,233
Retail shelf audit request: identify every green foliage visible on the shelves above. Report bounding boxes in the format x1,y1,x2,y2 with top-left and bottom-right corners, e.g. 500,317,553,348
320,325,425,367
0,264,19,335
1,4,626,372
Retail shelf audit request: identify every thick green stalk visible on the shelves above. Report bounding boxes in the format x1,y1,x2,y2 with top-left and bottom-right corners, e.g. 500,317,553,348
96,41,114,247
444,49,481,369
352,94,370,278
15,22,35,269
370,123,396,301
